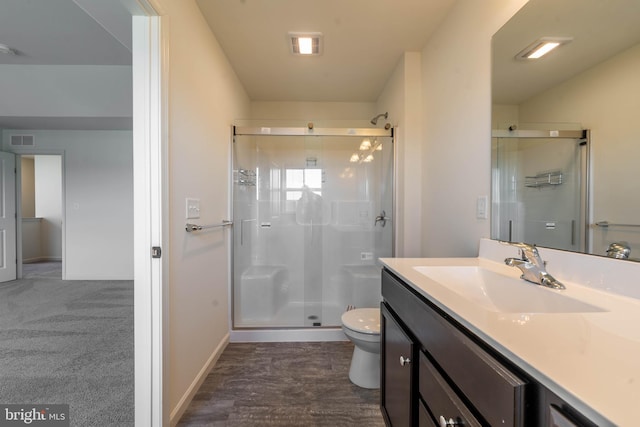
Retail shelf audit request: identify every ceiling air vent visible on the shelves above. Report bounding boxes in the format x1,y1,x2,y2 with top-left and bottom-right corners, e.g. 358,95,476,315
289,32,323,55
10,135,35,147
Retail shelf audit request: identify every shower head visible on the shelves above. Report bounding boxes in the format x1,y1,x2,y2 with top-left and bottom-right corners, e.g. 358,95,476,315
370,112,388,125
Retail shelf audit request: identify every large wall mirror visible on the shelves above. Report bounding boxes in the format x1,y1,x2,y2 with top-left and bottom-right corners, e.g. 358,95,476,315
491,0,640,260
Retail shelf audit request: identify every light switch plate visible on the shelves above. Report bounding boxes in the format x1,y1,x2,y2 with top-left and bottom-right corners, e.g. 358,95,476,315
476,196,488,219
186,198,201,219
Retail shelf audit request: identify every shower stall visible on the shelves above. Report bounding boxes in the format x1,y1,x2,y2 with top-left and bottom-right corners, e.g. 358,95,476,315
232,124,394,331
491,128,590,252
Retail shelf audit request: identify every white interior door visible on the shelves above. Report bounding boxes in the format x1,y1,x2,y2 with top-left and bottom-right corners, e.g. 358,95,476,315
0,151,16,282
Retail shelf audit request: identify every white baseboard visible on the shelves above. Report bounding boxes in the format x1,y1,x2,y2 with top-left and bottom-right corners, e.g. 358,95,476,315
63,274,134,280
23,256,62,264
230,328,348,343
169,333,230,426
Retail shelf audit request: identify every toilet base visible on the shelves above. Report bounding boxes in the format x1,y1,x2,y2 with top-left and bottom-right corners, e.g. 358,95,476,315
348,345,380,389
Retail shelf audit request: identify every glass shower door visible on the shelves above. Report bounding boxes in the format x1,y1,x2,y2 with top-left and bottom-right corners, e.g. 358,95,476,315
232,130,393,329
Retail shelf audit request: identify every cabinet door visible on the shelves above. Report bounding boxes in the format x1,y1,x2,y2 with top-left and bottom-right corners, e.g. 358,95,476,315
381,303,415,427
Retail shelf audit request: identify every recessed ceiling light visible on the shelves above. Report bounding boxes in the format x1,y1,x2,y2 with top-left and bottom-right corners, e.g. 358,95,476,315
515,37,572,60
289,32,322,55
0,43,16,55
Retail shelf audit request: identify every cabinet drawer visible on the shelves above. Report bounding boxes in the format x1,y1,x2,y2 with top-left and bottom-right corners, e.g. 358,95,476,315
383,269,528,426
418,398,438,427
419,352,482,427
549,405,581,427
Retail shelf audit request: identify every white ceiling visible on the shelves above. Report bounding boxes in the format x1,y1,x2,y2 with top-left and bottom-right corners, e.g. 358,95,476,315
0,0,132,130
492,0,640,105
0,0,457,130
8,0,639,130
0,0,131,66
195,0,456,102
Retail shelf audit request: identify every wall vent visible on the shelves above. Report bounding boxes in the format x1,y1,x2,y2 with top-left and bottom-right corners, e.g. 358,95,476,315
10,135,35,147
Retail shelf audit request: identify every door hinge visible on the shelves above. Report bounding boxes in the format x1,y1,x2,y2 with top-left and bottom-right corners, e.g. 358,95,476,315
151,246,162,259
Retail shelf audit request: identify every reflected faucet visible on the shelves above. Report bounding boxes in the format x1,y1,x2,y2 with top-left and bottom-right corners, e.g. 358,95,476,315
504,242,565,290
606,241,631,259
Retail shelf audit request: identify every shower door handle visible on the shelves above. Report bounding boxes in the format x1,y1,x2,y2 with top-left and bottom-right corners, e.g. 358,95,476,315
375,210,391,227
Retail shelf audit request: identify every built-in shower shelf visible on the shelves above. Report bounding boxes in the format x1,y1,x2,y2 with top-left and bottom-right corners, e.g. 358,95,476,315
235,169,256,186
525,171,563,188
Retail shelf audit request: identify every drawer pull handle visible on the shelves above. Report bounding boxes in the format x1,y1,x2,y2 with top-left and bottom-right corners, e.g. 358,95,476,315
439,416,459,427
399,355,411,366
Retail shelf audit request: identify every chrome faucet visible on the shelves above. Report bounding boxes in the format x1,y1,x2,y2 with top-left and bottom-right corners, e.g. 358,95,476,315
504,242,565,290
606,241,631,259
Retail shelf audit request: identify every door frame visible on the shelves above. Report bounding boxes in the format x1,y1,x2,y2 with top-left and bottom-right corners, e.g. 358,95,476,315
13,150,66,279
127,0,169,425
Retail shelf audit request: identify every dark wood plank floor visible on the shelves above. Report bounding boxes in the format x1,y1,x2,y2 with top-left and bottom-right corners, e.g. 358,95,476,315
177,342,385,426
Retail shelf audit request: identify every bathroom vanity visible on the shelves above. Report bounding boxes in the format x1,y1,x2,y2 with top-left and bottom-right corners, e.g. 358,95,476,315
380,240,640,427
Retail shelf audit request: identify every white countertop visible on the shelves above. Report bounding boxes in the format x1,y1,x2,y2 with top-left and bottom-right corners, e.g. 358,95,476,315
380,243,640,427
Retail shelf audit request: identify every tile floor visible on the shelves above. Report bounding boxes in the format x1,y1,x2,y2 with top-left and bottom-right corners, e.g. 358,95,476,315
177,341,385,426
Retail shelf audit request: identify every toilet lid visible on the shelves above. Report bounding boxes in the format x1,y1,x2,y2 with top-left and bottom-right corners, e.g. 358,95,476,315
341,308,380,334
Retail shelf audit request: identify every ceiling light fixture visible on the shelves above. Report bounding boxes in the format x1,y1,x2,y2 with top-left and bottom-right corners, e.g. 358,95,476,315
359,139,371,151
515,37,572,60
289,32,322,55
0,43,16,55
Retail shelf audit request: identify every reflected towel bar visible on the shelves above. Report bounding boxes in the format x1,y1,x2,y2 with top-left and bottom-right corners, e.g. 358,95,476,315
186,220,233,232
594,221,640,228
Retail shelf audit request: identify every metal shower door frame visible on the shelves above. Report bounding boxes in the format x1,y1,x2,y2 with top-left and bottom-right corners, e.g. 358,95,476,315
229,125,396,331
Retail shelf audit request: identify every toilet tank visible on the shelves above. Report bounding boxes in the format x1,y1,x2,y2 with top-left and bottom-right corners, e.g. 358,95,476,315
342,265,382,308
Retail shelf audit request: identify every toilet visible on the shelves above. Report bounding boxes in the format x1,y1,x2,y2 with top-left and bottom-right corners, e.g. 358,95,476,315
341,307,380,389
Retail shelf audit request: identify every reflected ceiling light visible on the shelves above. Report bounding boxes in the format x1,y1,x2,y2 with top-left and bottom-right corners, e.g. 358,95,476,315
363,154,374,163
289,32,322,55
359,139,371,151
0,43,16,55
515,37,572,60
350,153,360,163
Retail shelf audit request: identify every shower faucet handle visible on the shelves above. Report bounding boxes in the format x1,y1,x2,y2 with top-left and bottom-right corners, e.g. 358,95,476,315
374,210,390,227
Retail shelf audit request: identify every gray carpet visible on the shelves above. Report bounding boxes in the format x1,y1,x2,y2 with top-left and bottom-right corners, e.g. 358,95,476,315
0,262,134,426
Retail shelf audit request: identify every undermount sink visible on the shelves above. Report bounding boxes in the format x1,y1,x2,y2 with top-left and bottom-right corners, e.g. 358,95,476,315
413,266,605,314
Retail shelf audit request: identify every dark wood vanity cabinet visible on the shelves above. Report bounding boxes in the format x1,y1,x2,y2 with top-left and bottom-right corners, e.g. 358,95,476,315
380,268,599,427
381,303,415,426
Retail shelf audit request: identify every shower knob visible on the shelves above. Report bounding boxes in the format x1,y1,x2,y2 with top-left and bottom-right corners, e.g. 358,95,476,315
399,355,411,366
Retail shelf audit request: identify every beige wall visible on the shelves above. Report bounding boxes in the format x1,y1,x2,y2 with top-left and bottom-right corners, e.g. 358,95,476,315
419,0,529,257
250,101,375,121
162,0,251,421
21,157,35,217
377,52,423,257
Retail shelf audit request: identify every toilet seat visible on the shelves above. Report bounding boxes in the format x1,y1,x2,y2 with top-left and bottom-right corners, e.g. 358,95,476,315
341,308,380,335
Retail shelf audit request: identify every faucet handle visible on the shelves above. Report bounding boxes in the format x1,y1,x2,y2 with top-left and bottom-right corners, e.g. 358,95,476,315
506,242,538,259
